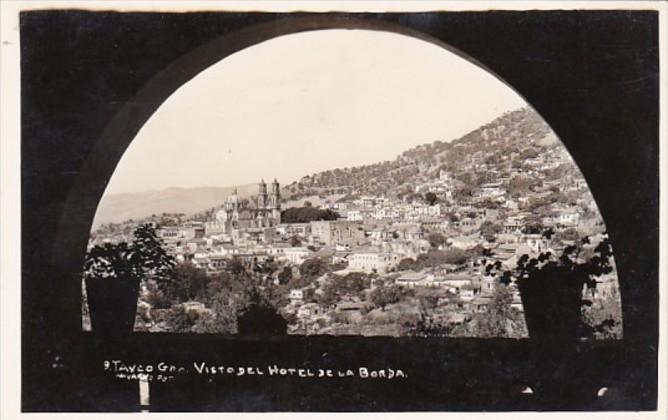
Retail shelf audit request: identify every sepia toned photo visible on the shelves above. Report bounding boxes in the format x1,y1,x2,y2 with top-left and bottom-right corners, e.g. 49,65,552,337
3,1,664,416
82,30,622,340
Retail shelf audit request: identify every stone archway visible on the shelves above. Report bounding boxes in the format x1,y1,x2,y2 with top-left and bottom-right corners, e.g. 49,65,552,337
51,14,620,338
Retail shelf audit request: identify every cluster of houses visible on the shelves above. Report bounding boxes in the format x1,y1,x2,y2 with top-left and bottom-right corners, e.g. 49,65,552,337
272,144,613,333
87,130,619,336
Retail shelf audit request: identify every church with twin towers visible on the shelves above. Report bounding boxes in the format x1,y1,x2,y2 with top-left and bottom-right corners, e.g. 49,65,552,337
206,179,282,237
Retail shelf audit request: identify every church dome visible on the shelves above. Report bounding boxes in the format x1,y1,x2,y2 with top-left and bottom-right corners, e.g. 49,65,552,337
215,208,228,222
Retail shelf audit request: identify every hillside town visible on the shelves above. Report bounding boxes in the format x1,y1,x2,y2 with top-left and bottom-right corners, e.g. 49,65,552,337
84,107,622,338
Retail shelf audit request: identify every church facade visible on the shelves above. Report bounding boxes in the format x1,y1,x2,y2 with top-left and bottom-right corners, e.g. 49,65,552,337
205,179,281,241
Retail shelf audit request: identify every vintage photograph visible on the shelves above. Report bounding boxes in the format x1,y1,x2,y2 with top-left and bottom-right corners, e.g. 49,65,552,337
3,1,663,415
82,30,622,339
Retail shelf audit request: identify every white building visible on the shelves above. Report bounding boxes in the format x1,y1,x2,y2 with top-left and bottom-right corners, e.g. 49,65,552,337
282,247,312,265
395,271,433,288
348,250,398,274
346,210,364,222
289,289,304,303
524,234,550,253
276,223,311,237
480,182,506,198
558,211,580,226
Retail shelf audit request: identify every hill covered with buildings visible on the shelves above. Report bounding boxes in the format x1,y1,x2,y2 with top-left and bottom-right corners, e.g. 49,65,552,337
283,106,563,205
84,106,621,339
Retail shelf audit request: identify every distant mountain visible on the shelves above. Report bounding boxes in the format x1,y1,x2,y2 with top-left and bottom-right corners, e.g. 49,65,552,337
93,107,562,229
92,184,257,228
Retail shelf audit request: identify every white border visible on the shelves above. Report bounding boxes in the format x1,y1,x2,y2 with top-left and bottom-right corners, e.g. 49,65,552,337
1,1,666,419
2,0,666,12
1,1,22,419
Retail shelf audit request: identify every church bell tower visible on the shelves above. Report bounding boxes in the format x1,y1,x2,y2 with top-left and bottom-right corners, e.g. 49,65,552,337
258,179,268,209
270,178,281,222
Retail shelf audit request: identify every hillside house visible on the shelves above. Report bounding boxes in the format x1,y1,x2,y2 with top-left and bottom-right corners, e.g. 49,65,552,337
395,271,433,288
348,249,398,274
310,220,365,246
282,247,312,265
289,289,304,304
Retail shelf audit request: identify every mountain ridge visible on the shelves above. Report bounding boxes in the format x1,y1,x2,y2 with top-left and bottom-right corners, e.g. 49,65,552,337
93,184,257,228
93,106,557,229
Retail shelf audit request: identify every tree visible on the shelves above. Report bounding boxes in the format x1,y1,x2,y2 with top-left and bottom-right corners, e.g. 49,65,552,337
452,186,473,202
85,223,175,284
415,248,469,269
408,313,457,337
527,196,551,213
426,233,447,249
522,223,544,235
520,147,539,160
369,284,407,311
227,257,246,275
336,272,371,297
277,266,293,285
299,257,327,279
424,192,439,206
84,242,140,281
316,281,339,308
581,286,622,339
397,258,417,271
281,207,340,223
480,198,500,210
290,235,302,247
236,290,288,335
556,227,579,242
191,310,236,334
506,176,540,197
163,304,200,333
469,284,525,338
480,221,502,242
419,295,440,312
547,191,568,205
194,292,239,334
166,262,209,303
84,224,176,331
541,227,555,240
486,235,615,342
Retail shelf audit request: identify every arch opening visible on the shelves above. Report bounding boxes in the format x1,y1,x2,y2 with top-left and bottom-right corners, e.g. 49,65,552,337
61,23,621,339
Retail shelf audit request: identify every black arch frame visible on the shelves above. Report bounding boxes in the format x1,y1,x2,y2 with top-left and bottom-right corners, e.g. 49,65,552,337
20,10,659,411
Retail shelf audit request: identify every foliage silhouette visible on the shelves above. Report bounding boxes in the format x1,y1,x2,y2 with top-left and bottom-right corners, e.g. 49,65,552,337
83,224,175,333
281,207,340,223
236,290,288,335
485,234,614,343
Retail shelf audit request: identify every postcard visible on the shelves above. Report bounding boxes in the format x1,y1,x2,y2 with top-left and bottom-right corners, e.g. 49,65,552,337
1,1,665,418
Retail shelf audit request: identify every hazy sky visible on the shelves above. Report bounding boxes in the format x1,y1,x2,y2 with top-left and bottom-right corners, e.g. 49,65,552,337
105,29,526,195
